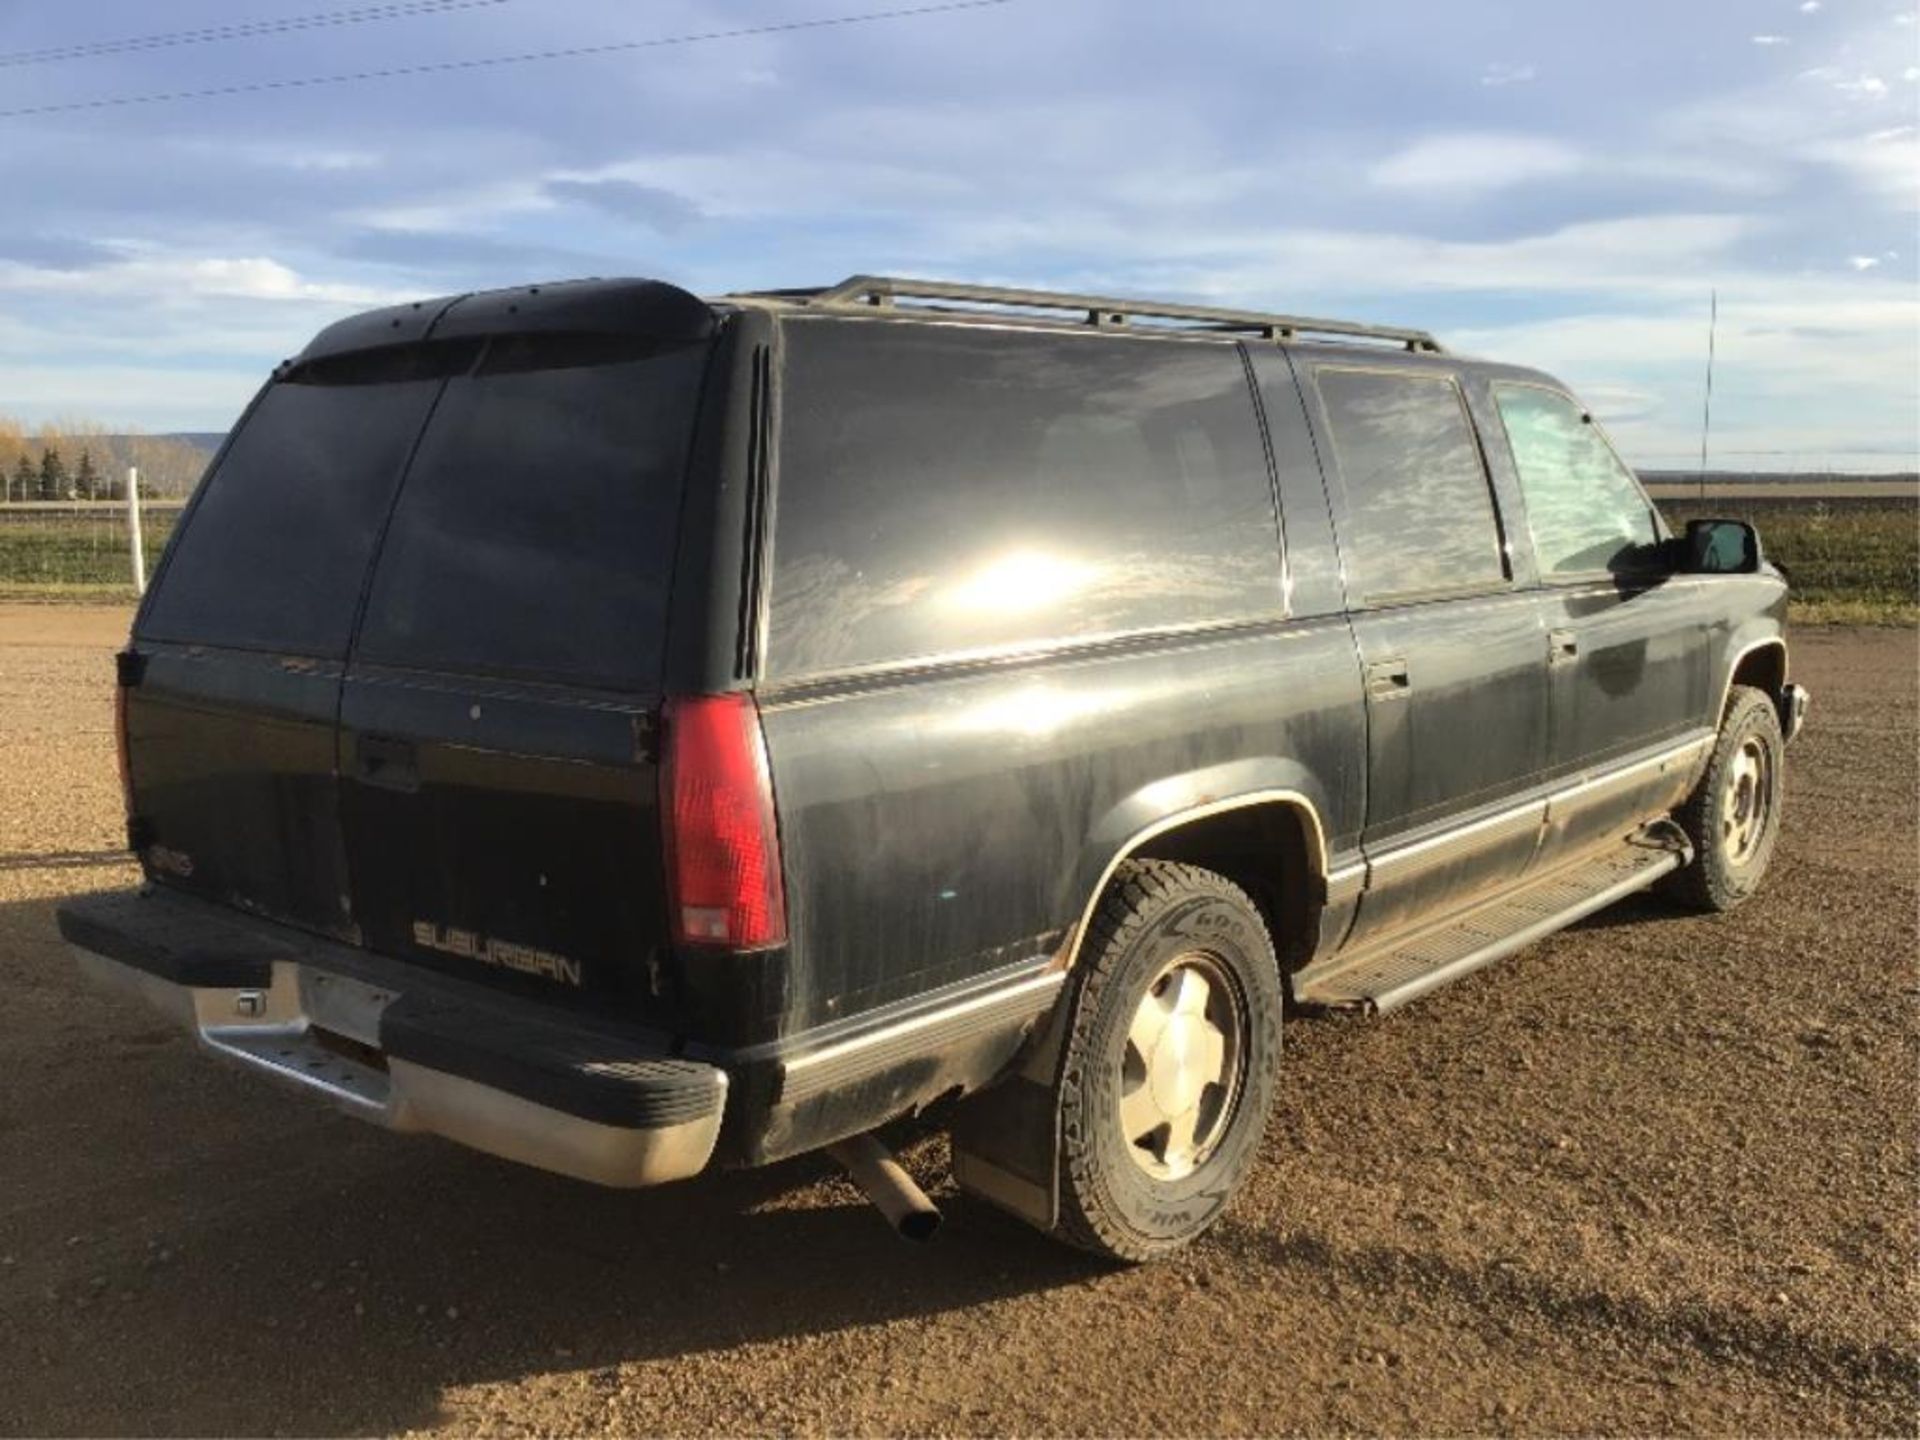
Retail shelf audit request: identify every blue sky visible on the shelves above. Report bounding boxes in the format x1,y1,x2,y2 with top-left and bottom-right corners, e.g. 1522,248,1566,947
0,0,1914,469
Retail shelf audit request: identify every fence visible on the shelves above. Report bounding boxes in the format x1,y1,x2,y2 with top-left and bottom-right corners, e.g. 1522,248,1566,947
0,486,183,593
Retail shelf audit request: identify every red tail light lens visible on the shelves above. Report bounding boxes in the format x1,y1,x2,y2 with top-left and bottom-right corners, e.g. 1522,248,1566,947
661,693,787,949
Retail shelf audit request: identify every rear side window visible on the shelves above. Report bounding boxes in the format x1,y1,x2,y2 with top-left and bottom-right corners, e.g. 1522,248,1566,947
1492,383,1660,576
1315,368,1506,604
768,321,1280,679
140,360,449,657
354,335,710,690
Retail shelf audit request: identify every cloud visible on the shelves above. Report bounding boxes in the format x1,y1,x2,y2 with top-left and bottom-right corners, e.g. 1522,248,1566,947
1368,133,1581,193
1800,126,1919,208
1799,1,1821,11
0,251,400,305
1479,62,1537,87
543,177,705,233
1448,291,1920,467
1848,255,1881,269
1751,35,1789,45
0,235,120,271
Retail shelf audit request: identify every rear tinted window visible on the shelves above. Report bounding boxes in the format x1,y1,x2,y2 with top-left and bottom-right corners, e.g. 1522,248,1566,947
354,335,710,690
1314,368,1506,603
768,321,1280,679
140,361,448,657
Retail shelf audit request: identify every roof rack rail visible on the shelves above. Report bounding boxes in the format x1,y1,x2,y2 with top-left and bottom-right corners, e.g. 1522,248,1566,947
779,274,1443,353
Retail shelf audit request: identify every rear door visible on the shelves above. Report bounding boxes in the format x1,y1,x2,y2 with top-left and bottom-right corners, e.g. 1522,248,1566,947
336,331,713,1018
1297,358,1551,947
125,348,459,937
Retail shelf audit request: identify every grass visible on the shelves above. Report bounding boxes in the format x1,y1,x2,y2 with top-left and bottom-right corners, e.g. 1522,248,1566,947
0,498,1912,624
0,514,178,590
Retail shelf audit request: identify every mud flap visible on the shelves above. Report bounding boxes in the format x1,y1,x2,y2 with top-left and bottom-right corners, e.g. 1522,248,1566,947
949,984,1073,1232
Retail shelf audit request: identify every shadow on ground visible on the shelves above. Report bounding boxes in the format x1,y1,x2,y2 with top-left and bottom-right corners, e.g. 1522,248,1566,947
0,889,1101,1436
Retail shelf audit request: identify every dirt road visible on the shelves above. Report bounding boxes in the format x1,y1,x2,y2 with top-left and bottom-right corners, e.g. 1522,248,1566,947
1,606,1913,1436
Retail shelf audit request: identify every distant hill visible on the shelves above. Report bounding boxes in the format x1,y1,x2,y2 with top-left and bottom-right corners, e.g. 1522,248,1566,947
1640,469,1918,486
161,432,225,456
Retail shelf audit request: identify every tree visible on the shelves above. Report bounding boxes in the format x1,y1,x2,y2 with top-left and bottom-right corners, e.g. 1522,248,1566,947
10,453,32,503
38,447,68,502
74,448,100,500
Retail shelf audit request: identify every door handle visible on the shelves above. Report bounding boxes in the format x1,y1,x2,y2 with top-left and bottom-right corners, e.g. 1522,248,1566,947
354,734,420,793
1366,657,1411,700
1548,629,1579,665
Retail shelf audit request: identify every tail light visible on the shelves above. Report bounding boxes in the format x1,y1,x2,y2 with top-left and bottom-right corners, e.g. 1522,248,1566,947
660,693,787,949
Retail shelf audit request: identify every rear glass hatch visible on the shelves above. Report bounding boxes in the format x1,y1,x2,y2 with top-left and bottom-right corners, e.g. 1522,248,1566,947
125,281,718,1022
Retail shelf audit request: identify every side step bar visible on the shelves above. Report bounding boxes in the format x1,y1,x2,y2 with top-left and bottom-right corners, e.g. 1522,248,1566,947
1294,821,1693,1015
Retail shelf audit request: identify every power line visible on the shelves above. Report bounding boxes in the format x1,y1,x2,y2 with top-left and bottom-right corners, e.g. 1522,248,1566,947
0,0,514,70
0,0,1015,118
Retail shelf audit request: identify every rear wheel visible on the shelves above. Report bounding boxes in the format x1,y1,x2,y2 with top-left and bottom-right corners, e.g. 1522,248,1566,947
1663,684,1785,911
1052,860,1281,1262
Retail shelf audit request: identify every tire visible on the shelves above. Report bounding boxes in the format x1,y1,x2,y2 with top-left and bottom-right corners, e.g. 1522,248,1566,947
1052,859,1282,1263
1661,684,1785,912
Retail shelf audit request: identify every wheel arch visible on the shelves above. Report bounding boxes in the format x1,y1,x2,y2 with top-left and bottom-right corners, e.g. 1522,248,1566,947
1719,634,1789,721
1060,770,1333,976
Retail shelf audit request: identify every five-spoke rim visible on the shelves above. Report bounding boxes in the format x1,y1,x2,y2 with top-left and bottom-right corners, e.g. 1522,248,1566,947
1119,951,1245,1181
1721,735,1775,867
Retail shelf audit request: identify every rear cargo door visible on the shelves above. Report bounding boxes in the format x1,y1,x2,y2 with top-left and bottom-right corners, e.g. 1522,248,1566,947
336,332,712,1018
126,348,462,937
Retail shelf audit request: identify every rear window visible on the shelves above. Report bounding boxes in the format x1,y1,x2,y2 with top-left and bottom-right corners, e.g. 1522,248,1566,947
768,320,1281,680
1314,367,1507,604
353,334,711,691
140,350,460,657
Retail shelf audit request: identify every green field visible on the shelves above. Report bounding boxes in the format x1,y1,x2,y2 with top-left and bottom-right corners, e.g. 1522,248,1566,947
0,512,179,600
1655,498,1917,625
0,497,1912,623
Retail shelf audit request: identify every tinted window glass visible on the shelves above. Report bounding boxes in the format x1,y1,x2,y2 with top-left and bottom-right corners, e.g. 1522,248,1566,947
141,369,445,657
1494,384,1660,576
355,334,710,690
769,322,1280,678
1315,368,1506,603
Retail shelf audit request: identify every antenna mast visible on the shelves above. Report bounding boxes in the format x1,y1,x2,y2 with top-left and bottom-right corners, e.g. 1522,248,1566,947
1697,288,1717,503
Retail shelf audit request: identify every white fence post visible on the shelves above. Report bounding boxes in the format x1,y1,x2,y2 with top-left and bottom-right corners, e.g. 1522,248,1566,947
126,465,146,596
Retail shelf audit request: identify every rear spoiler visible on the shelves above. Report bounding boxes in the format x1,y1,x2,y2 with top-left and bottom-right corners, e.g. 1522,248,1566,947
288,278,717,369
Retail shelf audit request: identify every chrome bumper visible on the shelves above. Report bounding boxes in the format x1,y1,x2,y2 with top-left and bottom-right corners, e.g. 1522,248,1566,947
69,944,726,1189
1781,682,1811,743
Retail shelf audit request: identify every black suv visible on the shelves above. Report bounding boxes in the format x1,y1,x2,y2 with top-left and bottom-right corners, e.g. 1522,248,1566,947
60,274,1809,1261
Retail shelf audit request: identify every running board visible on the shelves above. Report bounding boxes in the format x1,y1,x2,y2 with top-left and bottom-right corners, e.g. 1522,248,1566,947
1294,821,1693,1015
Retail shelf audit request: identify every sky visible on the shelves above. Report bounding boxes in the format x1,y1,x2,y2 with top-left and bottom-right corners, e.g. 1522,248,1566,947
0,0,1914,471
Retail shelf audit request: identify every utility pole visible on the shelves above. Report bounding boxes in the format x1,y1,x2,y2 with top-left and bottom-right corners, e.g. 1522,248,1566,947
126,465,146,595
1697,288,1717,504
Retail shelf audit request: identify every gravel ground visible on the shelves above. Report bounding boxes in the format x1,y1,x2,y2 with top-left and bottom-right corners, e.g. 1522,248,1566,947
0,606,1913,1437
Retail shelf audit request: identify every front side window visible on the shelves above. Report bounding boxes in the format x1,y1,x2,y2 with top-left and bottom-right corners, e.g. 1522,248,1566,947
1493,384,1660,578
1314,367,1507,604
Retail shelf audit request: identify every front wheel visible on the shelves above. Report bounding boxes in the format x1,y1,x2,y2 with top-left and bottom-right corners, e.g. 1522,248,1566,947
1662,684,1785,911
1051,860,1281,1262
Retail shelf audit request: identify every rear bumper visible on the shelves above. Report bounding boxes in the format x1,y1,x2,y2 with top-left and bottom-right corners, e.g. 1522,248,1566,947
57,888,726,1188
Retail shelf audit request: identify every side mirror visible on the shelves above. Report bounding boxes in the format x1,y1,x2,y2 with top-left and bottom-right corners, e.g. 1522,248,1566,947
1685,518,1761,575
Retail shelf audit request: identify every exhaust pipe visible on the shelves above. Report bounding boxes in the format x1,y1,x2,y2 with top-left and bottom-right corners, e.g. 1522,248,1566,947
827,1133,942,1241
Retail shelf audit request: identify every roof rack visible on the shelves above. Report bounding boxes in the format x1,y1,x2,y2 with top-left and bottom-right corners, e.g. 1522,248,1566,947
761,274,1443,353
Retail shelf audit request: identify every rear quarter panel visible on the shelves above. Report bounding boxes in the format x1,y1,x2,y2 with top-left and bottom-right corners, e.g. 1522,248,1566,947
758,617,1366,1035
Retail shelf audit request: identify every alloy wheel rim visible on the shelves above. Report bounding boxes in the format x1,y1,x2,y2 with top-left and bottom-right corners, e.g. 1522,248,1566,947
1720,736,1775,867
1119,951,1245,1181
